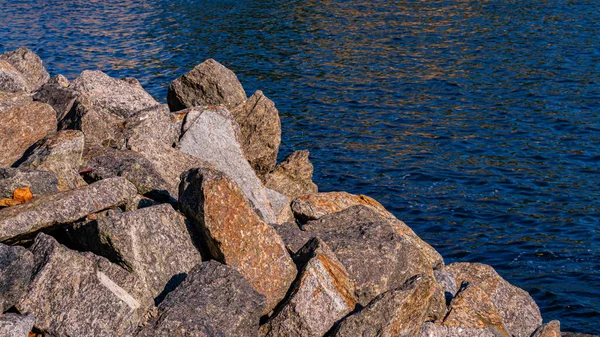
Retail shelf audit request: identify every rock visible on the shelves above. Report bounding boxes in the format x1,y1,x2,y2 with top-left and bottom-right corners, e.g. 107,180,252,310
266,188,294,224
443,283,510,336
123,195,160,211
0,60,30,92
264,150,318,200
17,233,153,337
68,204,203,300
231,90,281,176
302,205,435,306
167,59,246,111
0,91,32,112
0,244,34,312
179,168,297,314
0,47,49,91
272,222,314,255
332,275,440,337
0,168,58,198
32,83,79,121
48,74,69,87
447,262,542,337
435,268,458,304
15,130,87,191
178,106,276,223
0,177,137,243
419,322,497,337
532,321,561,337
119,104,181,149
292,191,444,269
262,238,357,337
0,312,35,337
0,102,56,167
137,260,265,337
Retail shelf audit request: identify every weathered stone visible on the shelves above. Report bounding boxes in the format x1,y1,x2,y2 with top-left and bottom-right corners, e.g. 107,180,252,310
266,188,294,224
0,168,58,198
263,238,357,337
419,322,497,337
33,83,79,121
0,91,32,112
0,177,137,243
532,321,561,337
0,47,49,91
332,275,439,337
15,130,87,191
119,104,181,149
123,195,160,212
137,261,265,337
0,60,30,92
264,150,318,200
179,168,296,314
231,90,281,176
0,102,56,167
167,59,246,111
69,204,203,300
435,268,458,305
302,205,435,306
447,262,542,337
17,233,153,337
0,244,34,312
272,222,314,255
48,74,69,87
0,312,35,337
178,106,276,223
292,191,444,269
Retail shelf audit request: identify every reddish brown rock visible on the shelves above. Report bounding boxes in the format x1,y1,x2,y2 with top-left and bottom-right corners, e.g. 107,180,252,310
420,322,498,337
532,321,561,337
179,168,297,314
264,150,318,200
0,91,32,112
0,102,56,167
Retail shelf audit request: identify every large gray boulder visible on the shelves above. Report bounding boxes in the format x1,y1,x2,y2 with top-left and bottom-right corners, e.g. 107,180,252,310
167,59,246,111
68,204,203,300
17,233,153,337
0,244,34,313
0,91,32,112
137,261,265,337
0,47,49,92
33,83,79,121
0,168,58,199
178,106,276,223
0,312,35,337
0,60,30,93
0,177,137,243
263,150,318,200
231,90,281,176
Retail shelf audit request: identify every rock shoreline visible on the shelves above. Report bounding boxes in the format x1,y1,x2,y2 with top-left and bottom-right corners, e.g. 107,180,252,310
0,47,595,337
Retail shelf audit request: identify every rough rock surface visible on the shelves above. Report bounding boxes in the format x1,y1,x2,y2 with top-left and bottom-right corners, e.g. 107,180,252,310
179,168,296,314
447,262,542,337
33,83,79,121
264,150,318,200
272,222,314,255
419,322,497,337
138,261,264,337
332,275,439,337
119,104,181,149
69,204,203,299
302,205,435,306
532,321,561,337
0,312,35,337
0,244,34,312
231,90,281,176
262,238,357,337
0,91,32,112
17,233,153,337
0,168,58,198
0,47,49,91
266,188,294,224
15,130,87,191
167,58,246,111
0,60,30,92
0,177,137,243
48,74,69,87
178,106,276,223
0,102,56,167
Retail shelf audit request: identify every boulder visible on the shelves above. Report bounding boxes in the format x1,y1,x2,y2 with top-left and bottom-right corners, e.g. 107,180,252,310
137,261,265,337
0,91,32,112
434,268,458,304
0,47,49,91
15,130,87,191
0,102,56,167
266,188,294,224
0,244,34,312
302,205,436,306
68,204,203,300
419,322,497,337
262,238,357,337
292,191,444,269
0,168,58,199
272,222,314,255
179,168,296,314
0,60,30,92
167,59,246,111
264,150,318,200
119,104,181,149
532,321,561,337
332,275,440,337
178,106,276,223
32,83,79,121
447,262,542,337
17,233,153,337
0,312,35,337
0,177,137,243
231,90,281,176
48,74,69,87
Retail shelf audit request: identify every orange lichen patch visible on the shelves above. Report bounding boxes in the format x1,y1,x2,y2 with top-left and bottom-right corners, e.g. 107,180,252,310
316,253,358,309
0,186,33,207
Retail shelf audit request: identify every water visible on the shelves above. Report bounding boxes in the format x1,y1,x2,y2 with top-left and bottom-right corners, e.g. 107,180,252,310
2,0,599,333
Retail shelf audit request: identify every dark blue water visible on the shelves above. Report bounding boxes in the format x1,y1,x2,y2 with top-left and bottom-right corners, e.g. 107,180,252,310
2,0,599,333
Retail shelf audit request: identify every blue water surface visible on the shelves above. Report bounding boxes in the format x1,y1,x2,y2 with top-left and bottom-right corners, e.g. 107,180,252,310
1,0,599,333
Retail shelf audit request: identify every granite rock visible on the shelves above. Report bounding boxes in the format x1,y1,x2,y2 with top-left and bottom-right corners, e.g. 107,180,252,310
48,74,69,87
0,47,49,92
33,83,79,121
266,188,294,224
272,222,314,255
0,312,35,337
0,60,30,92
0,168,58,199
532,321,561,337
419,322,497,337
0,244,34,312
0,91,32,112
264,150,318,200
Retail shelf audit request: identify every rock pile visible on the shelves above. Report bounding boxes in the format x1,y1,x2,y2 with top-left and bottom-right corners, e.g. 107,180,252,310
0,47,595,337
